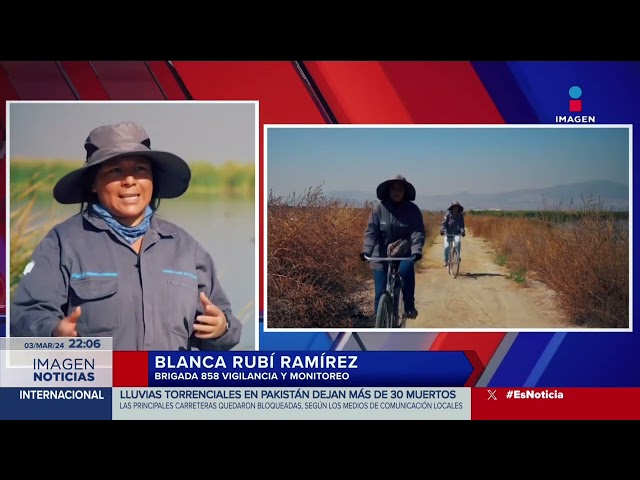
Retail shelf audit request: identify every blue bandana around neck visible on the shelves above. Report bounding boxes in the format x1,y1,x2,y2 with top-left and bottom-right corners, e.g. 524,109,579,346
90,202,154,244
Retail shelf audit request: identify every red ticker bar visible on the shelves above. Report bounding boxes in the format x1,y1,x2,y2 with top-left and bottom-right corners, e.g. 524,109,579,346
472,388,640,420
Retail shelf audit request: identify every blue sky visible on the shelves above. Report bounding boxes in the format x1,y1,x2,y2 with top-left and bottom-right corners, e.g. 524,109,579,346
266,127,630,196
8,102,256,164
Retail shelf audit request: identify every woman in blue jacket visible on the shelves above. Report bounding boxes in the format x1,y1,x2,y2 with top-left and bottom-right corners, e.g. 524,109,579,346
10,121,242,351
360,175,425,319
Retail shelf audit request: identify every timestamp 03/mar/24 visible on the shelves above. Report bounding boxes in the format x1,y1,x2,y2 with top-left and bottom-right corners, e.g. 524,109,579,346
22,338,103,349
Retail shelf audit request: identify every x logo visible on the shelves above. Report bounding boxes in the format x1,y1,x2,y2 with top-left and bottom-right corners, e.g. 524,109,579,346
487,390,497,400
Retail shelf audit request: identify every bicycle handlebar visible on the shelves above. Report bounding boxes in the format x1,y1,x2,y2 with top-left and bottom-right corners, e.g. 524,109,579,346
364,255,417,262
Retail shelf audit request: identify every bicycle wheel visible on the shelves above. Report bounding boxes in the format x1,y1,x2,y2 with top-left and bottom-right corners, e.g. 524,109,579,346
452,247,460,278
448,243,455,276
375,292,394,328
393,283,405,328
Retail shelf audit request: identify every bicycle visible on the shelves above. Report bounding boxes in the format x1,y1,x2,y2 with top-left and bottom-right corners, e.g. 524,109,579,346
363,253,416,329
445,233,462,278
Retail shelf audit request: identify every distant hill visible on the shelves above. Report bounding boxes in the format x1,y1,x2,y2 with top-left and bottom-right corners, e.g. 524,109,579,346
326,180,629,211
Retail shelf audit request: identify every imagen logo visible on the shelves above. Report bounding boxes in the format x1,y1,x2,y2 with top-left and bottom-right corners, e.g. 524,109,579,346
569,85,582,112
555,85,596,124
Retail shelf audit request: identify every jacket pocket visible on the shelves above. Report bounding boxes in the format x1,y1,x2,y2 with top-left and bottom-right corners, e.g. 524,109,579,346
395,221,411,238
69,278,120,335
165,279,198,340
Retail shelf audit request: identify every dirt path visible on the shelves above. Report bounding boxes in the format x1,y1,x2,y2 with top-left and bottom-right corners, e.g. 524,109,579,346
407,232,571,329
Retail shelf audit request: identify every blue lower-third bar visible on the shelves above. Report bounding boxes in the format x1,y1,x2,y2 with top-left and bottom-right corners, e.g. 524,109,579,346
0,388,112,420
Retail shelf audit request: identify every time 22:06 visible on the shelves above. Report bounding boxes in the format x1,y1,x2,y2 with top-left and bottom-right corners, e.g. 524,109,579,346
69,339,102,349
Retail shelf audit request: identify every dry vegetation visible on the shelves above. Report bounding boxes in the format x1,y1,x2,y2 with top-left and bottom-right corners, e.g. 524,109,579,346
267,186,371,328
9,175,65,296
418,213,445,271
267,186,437,328
465,202,629,328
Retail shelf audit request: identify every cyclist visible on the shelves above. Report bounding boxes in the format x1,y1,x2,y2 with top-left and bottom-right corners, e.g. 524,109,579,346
440,201,466,267
360,175,425,319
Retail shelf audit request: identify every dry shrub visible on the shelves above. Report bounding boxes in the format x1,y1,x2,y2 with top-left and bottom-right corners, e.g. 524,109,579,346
267,186,372,328
422,212,443,240
466,207,629,328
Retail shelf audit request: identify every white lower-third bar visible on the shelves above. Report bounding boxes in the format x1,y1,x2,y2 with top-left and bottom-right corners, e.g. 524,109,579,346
113,387,471,420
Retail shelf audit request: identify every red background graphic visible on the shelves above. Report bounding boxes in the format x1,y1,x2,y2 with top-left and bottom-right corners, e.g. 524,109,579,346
472,388,640,420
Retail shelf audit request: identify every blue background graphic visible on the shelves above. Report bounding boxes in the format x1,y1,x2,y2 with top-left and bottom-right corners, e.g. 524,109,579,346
0,388,112,420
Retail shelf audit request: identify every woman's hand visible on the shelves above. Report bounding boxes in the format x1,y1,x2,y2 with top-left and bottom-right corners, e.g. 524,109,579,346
194,292,228,339
53,307,82,337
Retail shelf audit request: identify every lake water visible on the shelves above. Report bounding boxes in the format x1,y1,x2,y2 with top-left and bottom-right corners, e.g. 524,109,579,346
11,198,257,350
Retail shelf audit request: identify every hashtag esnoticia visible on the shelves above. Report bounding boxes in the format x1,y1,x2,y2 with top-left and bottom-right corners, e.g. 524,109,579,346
506,389,564,399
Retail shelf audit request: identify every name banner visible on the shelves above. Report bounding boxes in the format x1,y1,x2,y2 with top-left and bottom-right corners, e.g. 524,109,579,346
113,387,472,420
146,351,477,387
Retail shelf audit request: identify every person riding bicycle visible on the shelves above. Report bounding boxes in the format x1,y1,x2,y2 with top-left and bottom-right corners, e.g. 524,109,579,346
440,201,466,267
360,175,425,319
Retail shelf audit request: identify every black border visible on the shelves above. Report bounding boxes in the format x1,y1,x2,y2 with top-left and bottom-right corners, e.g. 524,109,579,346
1,418,638,432
2,33,639,60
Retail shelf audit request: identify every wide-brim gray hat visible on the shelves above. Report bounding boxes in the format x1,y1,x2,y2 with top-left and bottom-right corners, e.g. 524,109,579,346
53,121,192,205
448,201,464,212
376,175,416,202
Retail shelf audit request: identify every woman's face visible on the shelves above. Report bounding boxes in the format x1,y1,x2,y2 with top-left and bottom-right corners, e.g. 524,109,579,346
389,182,405,202
93,156,153,226
451,206,460,215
